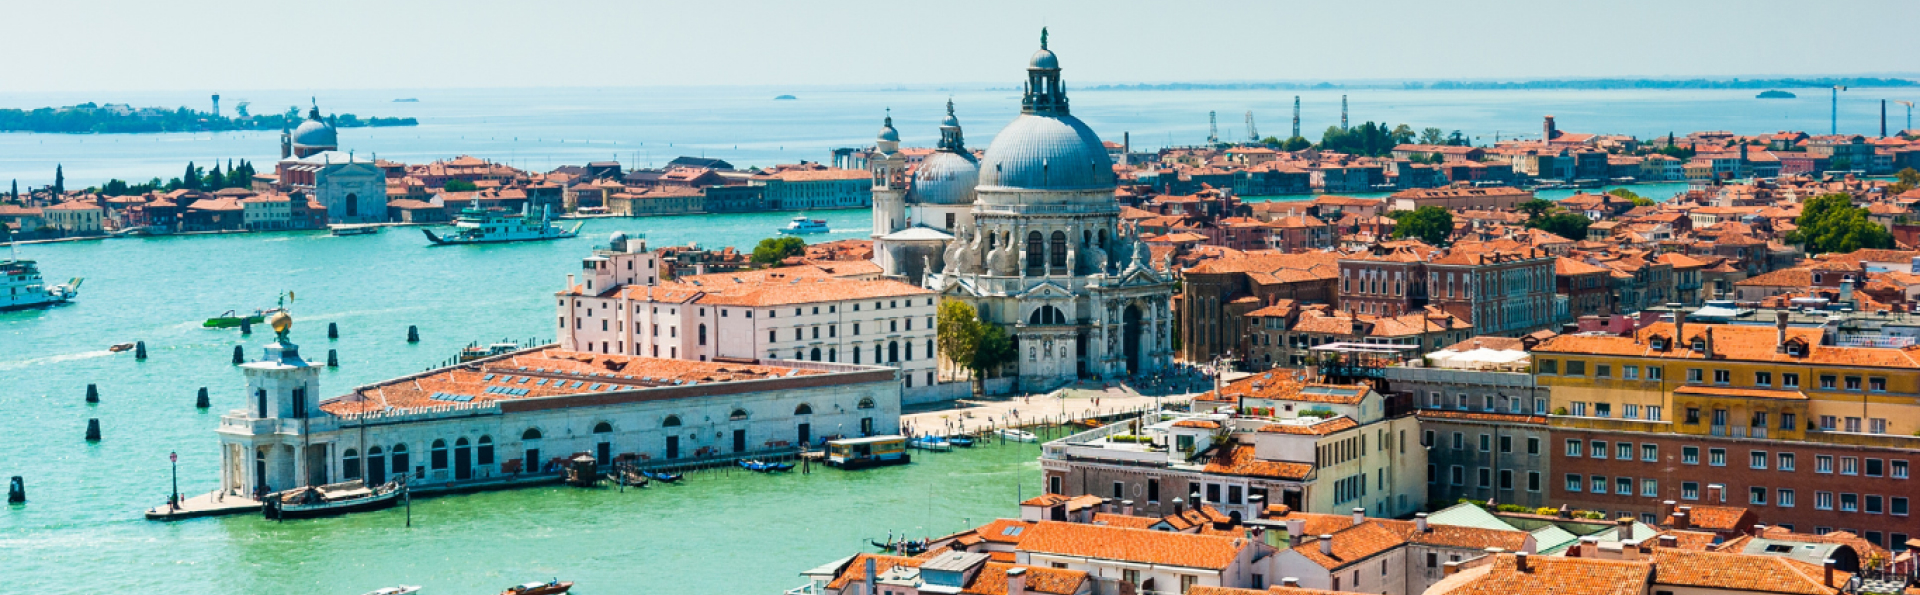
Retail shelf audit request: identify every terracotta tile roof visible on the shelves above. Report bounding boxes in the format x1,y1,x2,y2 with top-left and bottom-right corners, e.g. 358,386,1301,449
1557,258,1612,276
975,519,1038,545
1405,524,1531,551
610,272,931,307
1664,505,1751,531
1090,513,1159,529
1533,322,1920,368
1754,527,1891,559
1203,444,1313,480
1651,530,1723,550
1016,521,1246,570
1266,511,1358,537
1291,521,1408,569
1649,549,1844,595
962,563,1088,595
1436,554,1650,595
1256,417,1358,435
826,553,921,590
1173,420,1222,429
1204,375,1372,406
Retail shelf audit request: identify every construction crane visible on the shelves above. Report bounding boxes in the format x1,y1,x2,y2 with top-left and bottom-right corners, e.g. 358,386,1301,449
1292,96,1301,139
1208,111,1219,145
1246,111,1259,142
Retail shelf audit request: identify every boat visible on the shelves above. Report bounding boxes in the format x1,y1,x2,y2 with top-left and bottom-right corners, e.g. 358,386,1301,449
871,539,928,555
262,479,403,520
908,435,951,452
825,435,911,469
501,580,572,595
460,341,522,362
564,454,599,487
999,429,1037,443
203,308,281,329
108,342,135,353
329,223,381,236
0,257,80,311
393,98,420,102
424,204,582,246
359,586,422,595
777,216,830,235
774,94,797,100
740,459,792,472
947,435,975,448
642,470,683,483
607,467,650,487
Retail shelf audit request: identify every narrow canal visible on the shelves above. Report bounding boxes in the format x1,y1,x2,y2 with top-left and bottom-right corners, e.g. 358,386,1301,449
1,209,1047,594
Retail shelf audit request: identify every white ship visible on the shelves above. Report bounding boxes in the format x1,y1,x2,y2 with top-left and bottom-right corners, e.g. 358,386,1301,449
423,204,582,246
1,256,80,311
778,216,830,235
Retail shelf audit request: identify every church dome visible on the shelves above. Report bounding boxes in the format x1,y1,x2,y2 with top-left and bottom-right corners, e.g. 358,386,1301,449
877,120,900,142
977,114,1113,190
1029,47,1059,70
291,108,337,148
912,151,979,205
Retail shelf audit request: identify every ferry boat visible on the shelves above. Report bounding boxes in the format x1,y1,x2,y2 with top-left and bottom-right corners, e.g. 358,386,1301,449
778,216,830,235
262,479,404,520
459,341,522,362
424,205,582,246
825,435,910,469
329,223,381,236
1,257,81,311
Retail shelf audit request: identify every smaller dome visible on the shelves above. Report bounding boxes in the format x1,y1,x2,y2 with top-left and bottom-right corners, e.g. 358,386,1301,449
878,123,900,142
609,230,629,244
911,151,980,206
1029,48,1059,70
291,108,337,148
941,112,960,128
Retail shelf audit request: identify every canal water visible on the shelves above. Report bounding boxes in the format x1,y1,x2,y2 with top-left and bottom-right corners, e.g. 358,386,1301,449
0,212,1058,594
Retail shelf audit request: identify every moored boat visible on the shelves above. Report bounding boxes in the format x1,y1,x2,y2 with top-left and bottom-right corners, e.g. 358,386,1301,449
424,204,581,246
329,223,381,236
262,479,403,520
948,435,975,448
642,470,683,483
826,435,910,469
999,428,1037,443
359,586,422,595
501,580,572,595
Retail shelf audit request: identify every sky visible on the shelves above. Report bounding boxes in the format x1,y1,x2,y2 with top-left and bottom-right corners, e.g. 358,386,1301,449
6,0,1919,92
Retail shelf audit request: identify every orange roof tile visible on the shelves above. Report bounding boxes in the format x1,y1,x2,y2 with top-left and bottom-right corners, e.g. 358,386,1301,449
1016,521,1246,570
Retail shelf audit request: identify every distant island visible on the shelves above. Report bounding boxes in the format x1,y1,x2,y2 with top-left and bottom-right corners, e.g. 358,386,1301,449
775,95,797,100
0,102,418,134
393,98,419,102
1089,77,1918,92
1756,90,1797,99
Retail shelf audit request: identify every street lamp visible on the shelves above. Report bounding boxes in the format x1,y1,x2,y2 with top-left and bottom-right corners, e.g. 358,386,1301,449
169,451,179,511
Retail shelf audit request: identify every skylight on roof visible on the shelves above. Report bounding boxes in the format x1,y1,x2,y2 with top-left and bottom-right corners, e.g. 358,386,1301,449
1001,526,1024,536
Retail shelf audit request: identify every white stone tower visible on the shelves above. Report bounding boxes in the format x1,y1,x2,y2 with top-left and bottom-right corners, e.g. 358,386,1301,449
218,313,328,498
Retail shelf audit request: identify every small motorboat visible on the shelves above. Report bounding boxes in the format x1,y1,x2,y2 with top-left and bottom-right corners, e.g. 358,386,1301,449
909,436,952,451
107,342,136,353
948,435,976,448
501,580,572,595
642,470,683,483
999,429,1037,443
359,587,422,595
204,308,280,329
778,215,830,235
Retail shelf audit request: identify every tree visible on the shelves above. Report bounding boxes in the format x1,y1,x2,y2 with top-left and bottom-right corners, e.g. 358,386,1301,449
1516,199,1554,221
1888,167,1920,195
972,324,1015,384
750,236,807,265
1788,193,1894,255
1419,127,1446,145
1391,206,1454,246
936,300,986,396
204,162,225,190
1529,212,1592,241
1390,124,1415,145
1281,136,1312,151
181,162,200,191
442,179,479,192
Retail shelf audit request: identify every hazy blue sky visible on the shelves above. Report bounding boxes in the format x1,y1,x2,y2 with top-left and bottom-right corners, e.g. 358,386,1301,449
10,0,1918,92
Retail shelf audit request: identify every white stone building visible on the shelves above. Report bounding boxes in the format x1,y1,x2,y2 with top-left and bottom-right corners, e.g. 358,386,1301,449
216,327,901,497
890,30,1176,390
556,233,949,402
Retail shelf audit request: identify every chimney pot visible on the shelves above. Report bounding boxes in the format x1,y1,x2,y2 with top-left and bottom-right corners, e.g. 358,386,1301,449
1517,551,1531,572
1444,561,1461,575
1823,559,1836,587
1352,507,1366,526
1659,535,1678,548
1007,567,1028,595
1122,499,1135,516
1282,577,1301,587
1319,535,1334,556
1416,512,1430,533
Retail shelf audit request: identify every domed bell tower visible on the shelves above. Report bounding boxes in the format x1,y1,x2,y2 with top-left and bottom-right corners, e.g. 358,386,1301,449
222,310,328,498
871,109,908,238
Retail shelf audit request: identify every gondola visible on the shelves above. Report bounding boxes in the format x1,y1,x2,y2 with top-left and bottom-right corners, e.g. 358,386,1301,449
642,470,683,483
607,468,650,488
739,460,772,473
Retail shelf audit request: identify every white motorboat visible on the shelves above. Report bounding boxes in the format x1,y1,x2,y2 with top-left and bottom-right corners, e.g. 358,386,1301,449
778,216,829,235
424,204,581,245
999,428,1037,443
359,587,422,595
0,256,80,311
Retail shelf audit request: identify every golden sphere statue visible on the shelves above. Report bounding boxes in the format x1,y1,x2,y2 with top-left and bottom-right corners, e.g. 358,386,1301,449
268,310,293,336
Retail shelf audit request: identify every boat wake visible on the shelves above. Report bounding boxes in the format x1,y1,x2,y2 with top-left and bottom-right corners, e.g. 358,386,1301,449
0,349,116,371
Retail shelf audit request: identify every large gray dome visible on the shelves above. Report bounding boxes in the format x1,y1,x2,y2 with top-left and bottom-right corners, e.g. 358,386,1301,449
977,114,1113,190
912,151,979,205
1029,48,1059,70
291,110,337,148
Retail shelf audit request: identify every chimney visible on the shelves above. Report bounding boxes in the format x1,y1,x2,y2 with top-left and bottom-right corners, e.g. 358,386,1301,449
1102,497,1115,514
1416,513,1431,533
1172,497,1185,516
1516,551,1531,572
1753,524,1767,536
1674,309,1686,348
1659,535,1678,548
1443,562,1461,576
1824,559,1837,587
1319,534,1334,556
1007,567,1028,595
1282,578,1301,587
1702,327,1715,358
1673,513,1689,530
1352,507,1366,526
1287,518,1306,548
1122,499,1135,516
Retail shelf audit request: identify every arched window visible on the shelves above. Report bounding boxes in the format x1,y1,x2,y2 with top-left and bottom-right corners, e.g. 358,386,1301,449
477,436,495,466
663,415,683,427
343,448,361,480
795,403,814,415
730,409,749,421
888,341,900,363
828,348,837,362
858,397,876,410
698,324,708,346
1050,231,1067,268
874,344,883,363
431,439,448,470
905,342,913,361
455,437,470,447
522,428,542,441
811,347,822,361
1026,231,1044,269
1098,228,1108,248
926,340,934,360
345,193,359,217
593,422,613,434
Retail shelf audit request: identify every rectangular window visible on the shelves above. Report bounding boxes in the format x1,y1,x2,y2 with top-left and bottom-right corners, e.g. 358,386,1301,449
1616,443,1632,460
1846,376,1862,390
1539,360,1558,374
1682,482,1700,500
1868,459,1885,477
1528,471,1541,492
1592,441,1608,459
1756,371,1773,386
1480,434,1491,452
1841,493,1859,512
1566,439,1583,457
1642,444,1658,462
1783,373,1800,387
1714,369,1731,384
1842,457,1859,475
1499,469,1513,490
1871,377,1887,392
1596,364,1612,378
1683,446,1699,465
1624,366,1640,380
1642,479,1658,497
1566,361,1586,376
1709,448,1726,466
1571,402,1587,417
1895,497,1909,516
1782,413,1796,430
1596,403,1613,418
1751,451,1768,469
1750,487,1768,505
1452,433,1464,450
1648,366,1663,381
1478,468,1491,488
1623,404,1640,419
1872,419,1889,434
1500,435,1512,453
1687,368,1703,383
1591,475,1607,493
1817,491,1834,510
1527,437,1540,455
1648,406,1663,421
1450,466,1464,486
1867,495,1884,514
1817,455,1834,473
1780,489,1796,508
1616,477,1633,495
1894,460,1908,479
1821,374,1838,389
1566,474,1583,492
1779,453,1796,471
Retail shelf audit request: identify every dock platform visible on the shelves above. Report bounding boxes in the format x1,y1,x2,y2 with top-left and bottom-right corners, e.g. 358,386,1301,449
144,490,260,521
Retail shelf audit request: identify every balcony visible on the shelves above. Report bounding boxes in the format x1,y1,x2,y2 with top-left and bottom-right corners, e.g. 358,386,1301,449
1549,415,1671,433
